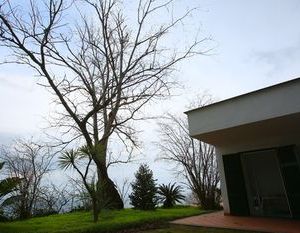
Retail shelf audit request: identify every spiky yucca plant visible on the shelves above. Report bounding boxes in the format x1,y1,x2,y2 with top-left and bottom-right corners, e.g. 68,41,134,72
157,183,185,208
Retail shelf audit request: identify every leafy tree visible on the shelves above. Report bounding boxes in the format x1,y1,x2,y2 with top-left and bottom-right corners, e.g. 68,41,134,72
157,183,185,208
0,162,21,221
129,164,157,210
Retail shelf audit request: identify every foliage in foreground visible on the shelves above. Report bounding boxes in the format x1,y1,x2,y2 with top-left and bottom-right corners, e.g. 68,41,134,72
0,206,204,233
0,140,54,220
0,162,22,221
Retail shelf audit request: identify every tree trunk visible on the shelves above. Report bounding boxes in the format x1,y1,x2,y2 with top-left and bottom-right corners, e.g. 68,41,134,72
97,165,124,209
92,197,99,223
93,141,124,210
197,191,218,210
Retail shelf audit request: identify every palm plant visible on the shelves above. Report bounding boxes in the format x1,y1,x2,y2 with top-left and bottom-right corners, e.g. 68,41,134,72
0,162,22,220
157,183,185,208
59,147,117,220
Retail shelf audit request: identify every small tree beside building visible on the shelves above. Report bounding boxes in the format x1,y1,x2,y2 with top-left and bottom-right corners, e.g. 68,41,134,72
158,113,220,210
129,164,157,210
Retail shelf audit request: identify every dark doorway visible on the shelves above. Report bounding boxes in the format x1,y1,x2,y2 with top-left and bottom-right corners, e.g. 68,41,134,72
223,154,249,216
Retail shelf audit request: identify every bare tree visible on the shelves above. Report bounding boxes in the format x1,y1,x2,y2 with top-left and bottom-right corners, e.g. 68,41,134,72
115,178,131,206
68,177,93,212
0,0,207,221
158,113,220,209
35,184,71,215
0,139,54,219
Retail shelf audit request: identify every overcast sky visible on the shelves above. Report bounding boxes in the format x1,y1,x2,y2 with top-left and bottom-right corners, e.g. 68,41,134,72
1,0,300,194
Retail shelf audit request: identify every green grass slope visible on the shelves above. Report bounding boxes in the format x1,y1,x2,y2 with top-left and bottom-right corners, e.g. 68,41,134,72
0,206,205,233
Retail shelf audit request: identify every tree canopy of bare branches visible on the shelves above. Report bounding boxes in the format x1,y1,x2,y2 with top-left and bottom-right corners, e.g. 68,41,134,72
158,113,220,209
0,0,207,221
36,184,71,215
0,139,54,219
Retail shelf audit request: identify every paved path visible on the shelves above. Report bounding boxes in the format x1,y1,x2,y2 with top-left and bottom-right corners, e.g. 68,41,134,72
171,211,300,233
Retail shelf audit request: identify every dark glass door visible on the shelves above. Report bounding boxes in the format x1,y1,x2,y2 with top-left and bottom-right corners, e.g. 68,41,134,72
277,146,300,218
241,150,291,218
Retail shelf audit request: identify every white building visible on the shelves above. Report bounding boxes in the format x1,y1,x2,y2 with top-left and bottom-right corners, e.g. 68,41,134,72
185,78,300,218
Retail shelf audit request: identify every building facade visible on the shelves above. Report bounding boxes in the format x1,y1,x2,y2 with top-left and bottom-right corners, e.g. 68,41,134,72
185,78,300,219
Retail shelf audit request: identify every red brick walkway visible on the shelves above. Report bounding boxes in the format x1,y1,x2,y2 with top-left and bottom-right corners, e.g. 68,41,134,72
171,211,300,233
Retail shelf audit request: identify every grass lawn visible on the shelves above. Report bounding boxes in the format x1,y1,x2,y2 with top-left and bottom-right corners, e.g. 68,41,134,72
140,224,257,233
0,206,205,233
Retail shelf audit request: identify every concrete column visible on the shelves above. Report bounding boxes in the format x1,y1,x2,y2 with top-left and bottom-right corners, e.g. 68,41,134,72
216,149,230,214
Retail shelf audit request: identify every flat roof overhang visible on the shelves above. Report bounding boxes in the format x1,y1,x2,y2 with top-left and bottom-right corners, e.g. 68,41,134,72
186,78,300,147
193,112,300,147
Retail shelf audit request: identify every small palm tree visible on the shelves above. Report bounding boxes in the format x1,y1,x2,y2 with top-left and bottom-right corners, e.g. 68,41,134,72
0,162,22,220
157,183,185,208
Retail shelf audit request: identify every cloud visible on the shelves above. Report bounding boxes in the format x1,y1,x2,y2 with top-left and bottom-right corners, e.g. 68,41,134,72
0,76,34,92
251,42,300,76
0,132,18,145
